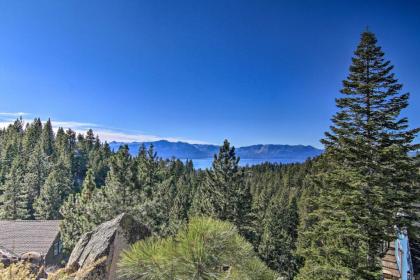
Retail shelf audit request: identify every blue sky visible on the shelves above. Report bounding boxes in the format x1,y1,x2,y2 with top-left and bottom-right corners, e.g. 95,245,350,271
0,0,419,148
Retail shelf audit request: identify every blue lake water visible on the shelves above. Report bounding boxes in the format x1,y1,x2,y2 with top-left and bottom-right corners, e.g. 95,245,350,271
183,158,304,169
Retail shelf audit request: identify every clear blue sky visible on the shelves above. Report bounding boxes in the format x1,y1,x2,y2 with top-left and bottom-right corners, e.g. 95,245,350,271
0,0,419,147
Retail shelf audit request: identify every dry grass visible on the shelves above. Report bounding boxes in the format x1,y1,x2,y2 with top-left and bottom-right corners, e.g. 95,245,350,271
0,262,36,280
47,256,108,280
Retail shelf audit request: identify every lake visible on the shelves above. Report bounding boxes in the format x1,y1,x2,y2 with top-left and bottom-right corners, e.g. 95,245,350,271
183,158,305,169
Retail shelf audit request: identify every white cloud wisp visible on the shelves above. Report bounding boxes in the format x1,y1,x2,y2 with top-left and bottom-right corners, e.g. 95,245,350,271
0,114,208,144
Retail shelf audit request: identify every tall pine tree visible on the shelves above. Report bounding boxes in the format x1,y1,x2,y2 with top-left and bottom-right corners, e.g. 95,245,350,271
297,31,419,279
60,168,97,250
0,156,30,219
23,143,49,218
41,118,55,157
92,145,137,222
191,140,253,239
34,156,73,219
259,193,299,279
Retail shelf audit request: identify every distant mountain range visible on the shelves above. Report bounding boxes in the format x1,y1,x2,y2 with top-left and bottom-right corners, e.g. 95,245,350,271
109,140,323,164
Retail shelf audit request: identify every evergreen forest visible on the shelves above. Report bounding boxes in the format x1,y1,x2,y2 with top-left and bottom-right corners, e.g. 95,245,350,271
0,31,418,280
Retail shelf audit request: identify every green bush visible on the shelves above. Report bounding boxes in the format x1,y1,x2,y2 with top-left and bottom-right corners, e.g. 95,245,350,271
118,217,278,280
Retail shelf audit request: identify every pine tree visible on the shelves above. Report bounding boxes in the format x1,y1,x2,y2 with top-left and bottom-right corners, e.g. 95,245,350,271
22,118,42,155
41,118,55,157
23,143,49,218
296,166,371,280
87,137,110,187
0,140,18,186
167,160,196,234
259,193,299,279
34,157,73,219
73,133,89,188
59,194,84,251
93,145,137,221
136,144,160,198
85,129,95,149
191,140,253,239
79,168,96,203
297,31,419,279
119,217,279,280
60,168,97,250
0,156,30,219
0,119,24,185
55,127,68,158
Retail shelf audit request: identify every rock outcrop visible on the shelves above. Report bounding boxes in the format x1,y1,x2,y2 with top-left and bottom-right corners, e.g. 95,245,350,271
65,213,150,280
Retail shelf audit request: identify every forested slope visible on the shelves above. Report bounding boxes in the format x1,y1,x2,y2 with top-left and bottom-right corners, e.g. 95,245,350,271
0,117,314,278
0,30,418,280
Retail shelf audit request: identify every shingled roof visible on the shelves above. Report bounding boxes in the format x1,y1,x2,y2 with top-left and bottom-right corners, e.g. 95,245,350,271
0,220,61,255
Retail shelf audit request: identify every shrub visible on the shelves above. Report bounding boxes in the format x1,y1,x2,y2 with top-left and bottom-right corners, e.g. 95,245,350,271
118,217,278,280
0,262,36,280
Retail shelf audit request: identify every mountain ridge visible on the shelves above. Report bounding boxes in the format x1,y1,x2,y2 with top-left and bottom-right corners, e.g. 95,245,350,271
109,140,323,162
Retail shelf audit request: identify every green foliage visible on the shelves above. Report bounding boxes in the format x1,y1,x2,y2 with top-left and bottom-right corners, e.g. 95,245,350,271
258,193,299,279
137,144,160,198
34,157,73,219
297,31,419,279
59,144,198,252
41,118,55,157
60,146,139,251
96,145,138,219
0,156,29,219
166,164,196,234
2,38,415,280
118,217,278,280
23,143,49,218
0,119,112,222
191,140,253,240
296,165,374,280
60,168,97,251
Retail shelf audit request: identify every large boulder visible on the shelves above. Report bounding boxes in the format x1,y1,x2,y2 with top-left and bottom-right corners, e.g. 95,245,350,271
66,213,150,280
20,251,44,267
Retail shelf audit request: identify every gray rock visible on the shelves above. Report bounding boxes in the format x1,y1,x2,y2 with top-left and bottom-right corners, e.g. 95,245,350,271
66,213,150,280
20,251,44,266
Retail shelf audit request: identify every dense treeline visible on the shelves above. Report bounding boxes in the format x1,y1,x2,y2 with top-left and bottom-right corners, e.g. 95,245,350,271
0,118,310,278
65,140,317,280
0,119,110,220
0,30,418,280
